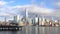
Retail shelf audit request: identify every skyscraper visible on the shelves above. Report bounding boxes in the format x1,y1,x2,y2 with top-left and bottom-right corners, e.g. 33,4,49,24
25,8,29,24
32,17,35,25
14,15,20,23
41,16,45,25
31,15,39,25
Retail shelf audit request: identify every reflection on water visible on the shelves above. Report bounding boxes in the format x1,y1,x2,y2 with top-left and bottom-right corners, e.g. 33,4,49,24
11,31,17,34
0,26,60,34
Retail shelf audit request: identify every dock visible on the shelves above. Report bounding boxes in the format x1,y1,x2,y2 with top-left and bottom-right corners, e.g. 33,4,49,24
0,26,22,31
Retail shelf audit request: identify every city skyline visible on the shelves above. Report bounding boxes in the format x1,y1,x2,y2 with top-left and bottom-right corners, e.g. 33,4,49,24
0,0,60,21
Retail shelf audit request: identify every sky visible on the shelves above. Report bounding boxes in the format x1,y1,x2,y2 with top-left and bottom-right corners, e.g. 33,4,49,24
0,0,60,21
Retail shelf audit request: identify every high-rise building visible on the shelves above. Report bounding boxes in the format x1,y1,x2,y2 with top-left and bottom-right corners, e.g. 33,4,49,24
5,17,6,23
29,18,33,25
41,17,45,25
35,17,38,23
32,17,35,25
25,8,29,24
31,16,39,25
14,15,20,23
39,18,42,25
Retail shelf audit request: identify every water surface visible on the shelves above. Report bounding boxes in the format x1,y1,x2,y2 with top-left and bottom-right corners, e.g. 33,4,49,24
0,26,60,34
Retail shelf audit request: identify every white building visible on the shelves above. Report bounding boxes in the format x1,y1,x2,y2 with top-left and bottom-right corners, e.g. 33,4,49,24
32,17,35,24
25,8,29,24
35,17,38,23
14,15,20,23
31,16,39,25
39,18,42,25
41,18,45,25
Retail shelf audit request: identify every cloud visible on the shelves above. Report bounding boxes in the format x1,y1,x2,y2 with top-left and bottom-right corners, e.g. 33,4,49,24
52,1,60,8
54,1,60,9
56,2,60,6
9,1,14,3
0,0,54,16
0,4,54,17
31,0,36,4
2,13,9,16
50,1,60,16
0,1,7,6
11,5,54,14
55,2,60,16
0,1,8,12
0,8,3,12
0,13,10,16
29,5,53,14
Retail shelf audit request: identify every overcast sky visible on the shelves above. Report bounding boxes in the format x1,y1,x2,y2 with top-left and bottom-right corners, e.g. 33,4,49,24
0,0,60,21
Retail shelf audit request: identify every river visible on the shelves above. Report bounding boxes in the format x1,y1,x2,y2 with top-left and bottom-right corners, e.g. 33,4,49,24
0,26,60,34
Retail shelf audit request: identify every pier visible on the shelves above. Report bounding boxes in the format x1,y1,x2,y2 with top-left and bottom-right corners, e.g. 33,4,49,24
0,26,22,31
